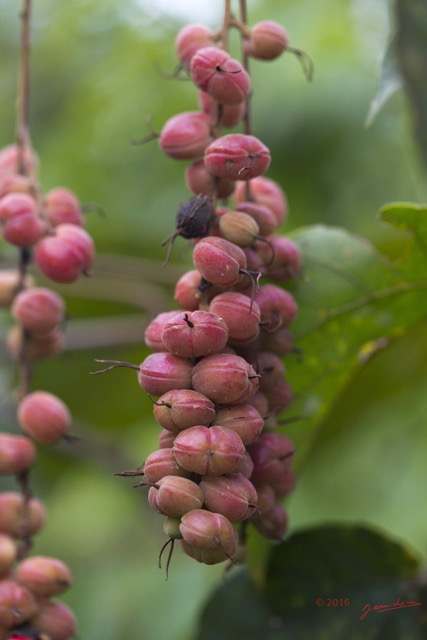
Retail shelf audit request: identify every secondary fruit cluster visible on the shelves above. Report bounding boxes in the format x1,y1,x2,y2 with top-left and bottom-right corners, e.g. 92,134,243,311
0,142,91,638
104,12,304,568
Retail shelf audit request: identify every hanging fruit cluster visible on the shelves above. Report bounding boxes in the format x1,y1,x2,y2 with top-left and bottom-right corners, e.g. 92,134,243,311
0,2,94,637
97,2,309,572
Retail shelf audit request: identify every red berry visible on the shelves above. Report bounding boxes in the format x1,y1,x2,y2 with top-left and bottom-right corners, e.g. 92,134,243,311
245,21,289,61
0,434,36,475
162,310,229,358
213,403,264,445
0,492,46,538
192,353,259,404
235,176,288,225
193,236,247,287
44,187,84,227
17,391,71,445
0,533,17,578
11,288,65,333
236,200,279,235
159,112,212,160
0,270,33,309
153,389,216,432
142,448,190,484
209,291,261,346
200,473,258,521
30,600,76,640
15,556,72,598
179,509,238,556
253,503,289,540
2,214,46,248
34,224,94,283
138,352,193,397
175,23,216,69
144,311,181,352
199,91,246,128
0,580,38,628
253,284,298,330
0,193,37,222
172,425,245,475
148,475,204,517
204,134,271,180
248,433,294,485
185,159,235,199
190,47,251,105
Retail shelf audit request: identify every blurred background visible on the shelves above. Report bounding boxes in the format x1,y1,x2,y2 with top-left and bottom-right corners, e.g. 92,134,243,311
0,0,426,639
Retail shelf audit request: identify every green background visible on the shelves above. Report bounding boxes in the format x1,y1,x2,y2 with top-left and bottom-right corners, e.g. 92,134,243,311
0,1,426,638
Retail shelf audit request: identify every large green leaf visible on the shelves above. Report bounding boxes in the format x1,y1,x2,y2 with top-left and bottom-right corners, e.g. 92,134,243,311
284,209,427,462
197,525,425,640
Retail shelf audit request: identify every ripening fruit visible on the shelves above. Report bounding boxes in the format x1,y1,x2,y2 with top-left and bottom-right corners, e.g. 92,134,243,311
0,144,38,177
248,432,295,485
179,509,238,557
153,389,216,432
30,600,76,640
138,352,193,397
0,193,37,222
142,448,191,484
234,176,288,225
204,134,271,180
191,353,259,404
0,434,36,475
17,391,71,445
34,223,94,283
144,311,182,352
0,579,38,628
15,556,72,598
6,325,64,362
172,425,245,475
198,91,246,129
0,492,46,538
193,236,247,287
252,503,289,540
209,291,261,346
159,112,212,160
43,187,84,227
256,235,302,280
236,201,279,235
174,269,220,311
11,288,65,333
0,533,17,577
0,172,33,199
190,47,251,106
2,214,46,248
148,475,204,517
185,159,235,199
200,473,258,521
213,403,264,445
0,270,33,308
245,21,289,60
175,23,216,69
253,284,298,330
161,310,229,358
218,210,260,247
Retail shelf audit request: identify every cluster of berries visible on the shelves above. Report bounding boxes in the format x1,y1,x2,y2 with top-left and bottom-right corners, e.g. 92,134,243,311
100,13,304,570
0,142,92,638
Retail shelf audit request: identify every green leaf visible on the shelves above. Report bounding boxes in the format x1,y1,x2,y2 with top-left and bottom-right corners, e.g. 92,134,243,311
197,525,425,640
396,0,427,170
366,36,402,128
286,218,427,462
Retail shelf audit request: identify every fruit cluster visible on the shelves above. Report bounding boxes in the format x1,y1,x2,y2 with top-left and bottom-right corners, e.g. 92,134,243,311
101,8,304,570
0,140,91,637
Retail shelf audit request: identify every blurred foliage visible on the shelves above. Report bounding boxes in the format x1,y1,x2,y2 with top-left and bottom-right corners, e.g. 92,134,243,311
1,1,427,639
198,525,426,640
